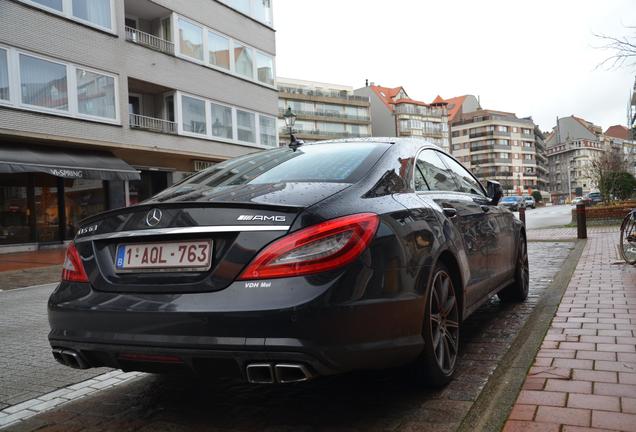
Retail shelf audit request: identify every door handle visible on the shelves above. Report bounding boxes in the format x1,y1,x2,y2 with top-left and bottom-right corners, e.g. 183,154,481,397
443,207,457,218
480,205,490,213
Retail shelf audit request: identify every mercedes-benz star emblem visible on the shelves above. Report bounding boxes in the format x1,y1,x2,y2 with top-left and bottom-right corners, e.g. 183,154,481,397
145,208,162,227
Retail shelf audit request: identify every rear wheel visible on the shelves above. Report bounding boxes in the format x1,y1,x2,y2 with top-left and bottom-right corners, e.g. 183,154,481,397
415,263,460,387
498,236,529,302
620,213,636,265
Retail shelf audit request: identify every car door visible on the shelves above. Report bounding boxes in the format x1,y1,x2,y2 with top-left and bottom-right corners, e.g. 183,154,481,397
414,149,492,308
435,152,516,291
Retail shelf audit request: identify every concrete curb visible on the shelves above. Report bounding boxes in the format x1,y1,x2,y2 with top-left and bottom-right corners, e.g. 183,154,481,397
456,238,587,432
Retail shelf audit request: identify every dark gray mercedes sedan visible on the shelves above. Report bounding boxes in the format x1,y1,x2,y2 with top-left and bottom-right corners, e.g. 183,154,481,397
49,138,528,387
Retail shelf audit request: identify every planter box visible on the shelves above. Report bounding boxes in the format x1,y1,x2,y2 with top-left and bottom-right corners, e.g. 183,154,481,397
571,201,636,225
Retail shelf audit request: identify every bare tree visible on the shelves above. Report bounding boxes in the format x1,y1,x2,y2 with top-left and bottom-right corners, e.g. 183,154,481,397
594,26,636,70
587,150,628,202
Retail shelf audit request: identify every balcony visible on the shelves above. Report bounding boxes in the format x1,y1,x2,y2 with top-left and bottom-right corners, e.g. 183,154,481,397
283,128,370,140
124,0,173,55
127,78,176,135
278,108,370,123
278,86,369,104
125,27,174,55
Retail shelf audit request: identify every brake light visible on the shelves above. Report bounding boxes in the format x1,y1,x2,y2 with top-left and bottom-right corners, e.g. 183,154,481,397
238,213,379,280
61,242,89,282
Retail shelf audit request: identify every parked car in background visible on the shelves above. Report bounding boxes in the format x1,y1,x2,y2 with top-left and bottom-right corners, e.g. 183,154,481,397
571,197,584,206
523,195,536,209
48,138,528,388
499,196,526,212
587,192,602,205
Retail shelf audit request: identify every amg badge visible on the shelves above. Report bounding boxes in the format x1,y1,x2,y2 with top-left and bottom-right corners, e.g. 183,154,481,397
237,215,286,222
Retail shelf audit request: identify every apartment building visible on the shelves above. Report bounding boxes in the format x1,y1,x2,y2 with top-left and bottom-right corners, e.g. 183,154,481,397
277,78,371,144
354,83,450,151
545,116,606,202
450,110,544,194
605,124,636,177
0,0,277,250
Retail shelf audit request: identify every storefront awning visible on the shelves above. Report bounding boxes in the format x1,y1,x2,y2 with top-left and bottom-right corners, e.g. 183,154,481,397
0,145,140,181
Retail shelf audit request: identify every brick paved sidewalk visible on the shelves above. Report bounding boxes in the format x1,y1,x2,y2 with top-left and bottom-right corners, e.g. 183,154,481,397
527,226,618,242
504,232,636,431
0,249,65,291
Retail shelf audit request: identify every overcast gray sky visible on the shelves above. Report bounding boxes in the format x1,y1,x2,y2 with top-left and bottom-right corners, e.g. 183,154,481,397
274,0,635,132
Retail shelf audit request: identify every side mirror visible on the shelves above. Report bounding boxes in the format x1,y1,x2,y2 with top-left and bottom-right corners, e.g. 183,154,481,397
487,180,503,205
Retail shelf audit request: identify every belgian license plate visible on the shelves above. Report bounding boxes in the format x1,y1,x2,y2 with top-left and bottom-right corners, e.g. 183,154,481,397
115,240,212,272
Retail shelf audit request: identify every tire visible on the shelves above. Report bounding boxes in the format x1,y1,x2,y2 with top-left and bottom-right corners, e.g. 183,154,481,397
414,262,460,387
498,236,529,302
620,214,636,265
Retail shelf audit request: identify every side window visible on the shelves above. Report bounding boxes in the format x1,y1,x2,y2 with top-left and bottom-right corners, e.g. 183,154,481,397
437,153,485,196
416,150,459,192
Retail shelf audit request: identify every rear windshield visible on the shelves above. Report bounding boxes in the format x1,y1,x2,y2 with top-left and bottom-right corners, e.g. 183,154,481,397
159,142,390,194
502,196,521,202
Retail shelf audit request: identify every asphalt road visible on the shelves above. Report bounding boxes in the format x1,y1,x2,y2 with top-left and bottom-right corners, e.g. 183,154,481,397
519,204,572,229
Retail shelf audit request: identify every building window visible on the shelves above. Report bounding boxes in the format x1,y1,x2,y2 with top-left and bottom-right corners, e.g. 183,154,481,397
220,0,273,26
76,68,116,119
19,54,68,111
234,43,254,78
208,32,230,70
71,0,111,29
259,115,276,147
0,49,8,101
19,0,114,32
32,0,62,11
178,18,204,61
237,110,256,143
210,102,233,139
255,51,274,85
181,95,206,134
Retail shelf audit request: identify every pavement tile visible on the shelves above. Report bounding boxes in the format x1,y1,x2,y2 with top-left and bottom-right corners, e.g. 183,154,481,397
592,410,636,432
567,393,621,412
576,350,617,361
594,382,636,398
545,379,592,394
535,406,591,427
503,420,560,432
623,397,636,414
553,358,594,370
517,390,566,407
508,404,536,421
522,378,546,390
572,369,618,383
527,367,571,379
619,372,636,385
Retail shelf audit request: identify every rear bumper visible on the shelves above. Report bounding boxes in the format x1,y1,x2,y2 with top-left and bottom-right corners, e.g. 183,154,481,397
48,280,426,379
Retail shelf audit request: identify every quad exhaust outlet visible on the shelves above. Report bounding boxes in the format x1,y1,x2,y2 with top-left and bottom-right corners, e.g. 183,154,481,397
246,363,313,384
52,348,90,369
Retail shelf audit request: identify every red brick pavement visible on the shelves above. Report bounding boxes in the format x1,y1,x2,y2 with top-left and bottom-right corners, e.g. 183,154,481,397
504,231,636,431
0,249,65,272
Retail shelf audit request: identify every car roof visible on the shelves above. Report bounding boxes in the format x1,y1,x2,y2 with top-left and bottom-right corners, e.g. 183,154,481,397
311,137,441,150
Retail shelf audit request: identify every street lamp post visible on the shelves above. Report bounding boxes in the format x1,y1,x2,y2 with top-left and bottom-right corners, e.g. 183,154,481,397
282,107,297,146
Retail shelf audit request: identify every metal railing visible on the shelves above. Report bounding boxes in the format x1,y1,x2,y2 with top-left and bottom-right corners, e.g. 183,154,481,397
278,86,369,102
129,113,177,134
278,108,370,122
125,26,174,55
281,129,370,138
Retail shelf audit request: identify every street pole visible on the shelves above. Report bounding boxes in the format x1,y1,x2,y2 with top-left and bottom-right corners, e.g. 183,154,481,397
566,160,571,203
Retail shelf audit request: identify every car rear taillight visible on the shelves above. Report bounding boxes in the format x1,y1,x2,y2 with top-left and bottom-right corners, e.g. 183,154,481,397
61,242,89,283
238,213,379,280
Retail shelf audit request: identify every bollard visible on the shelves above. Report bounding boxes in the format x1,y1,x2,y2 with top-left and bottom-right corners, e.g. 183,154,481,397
519,206,526,224
576,202,587,239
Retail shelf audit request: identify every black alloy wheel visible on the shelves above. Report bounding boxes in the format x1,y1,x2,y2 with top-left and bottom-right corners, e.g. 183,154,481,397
498,237,529,302
415,263,460,387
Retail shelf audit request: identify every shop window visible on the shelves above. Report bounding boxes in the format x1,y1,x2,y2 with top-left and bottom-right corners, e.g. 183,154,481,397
0,175,30,245
64,179,105,238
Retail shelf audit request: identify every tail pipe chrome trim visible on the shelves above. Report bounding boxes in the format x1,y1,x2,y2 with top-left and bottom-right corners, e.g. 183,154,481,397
246,363,314,384
52,348,90,369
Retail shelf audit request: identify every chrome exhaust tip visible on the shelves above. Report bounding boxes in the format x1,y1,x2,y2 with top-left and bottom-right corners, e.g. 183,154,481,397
274,363,313,384
51,348,90,369
246,363,274,384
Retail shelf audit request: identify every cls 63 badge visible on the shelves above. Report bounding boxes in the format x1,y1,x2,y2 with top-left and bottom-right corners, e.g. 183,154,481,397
77,224,99,236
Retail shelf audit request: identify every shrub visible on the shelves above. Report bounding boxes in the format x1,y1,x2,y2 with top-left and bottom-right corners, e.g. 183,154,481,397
531,190,542,202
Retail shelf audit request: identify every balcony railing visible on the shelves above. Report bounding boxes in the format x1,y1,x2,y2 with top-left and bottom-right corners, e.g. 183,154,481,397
125,26,174,55
282,128,370,138
278,86,369,102
129,113,177,134
278,108,370,122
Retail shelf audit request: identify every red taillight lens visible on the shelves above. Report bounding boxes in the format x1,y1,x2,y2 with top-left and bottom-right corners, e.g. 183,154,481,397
238,213,379,280
61,242,89,283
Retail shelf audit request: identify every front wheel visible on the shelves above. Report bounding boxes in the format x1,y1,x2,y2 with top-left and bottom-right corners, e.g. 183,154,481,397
414,263,460,387
498,236,529,302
